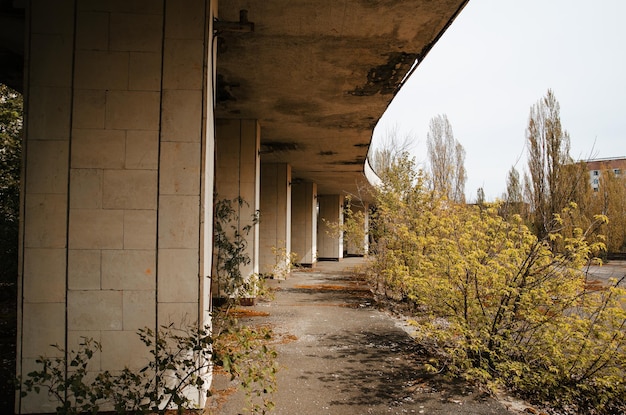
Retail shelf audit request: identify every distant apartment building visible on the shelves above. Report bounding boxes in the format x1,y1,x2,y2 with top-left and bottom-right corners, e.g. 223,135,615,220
586,157,626,191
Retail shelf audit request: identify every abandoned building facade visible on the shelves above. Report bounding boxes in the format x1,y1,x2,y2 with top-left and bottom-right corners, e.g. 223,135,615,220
1,0,468,412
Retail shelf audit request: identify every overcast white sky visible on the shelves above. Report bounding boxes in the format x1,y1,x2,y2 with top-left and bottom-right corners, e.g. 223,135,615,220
373,0,626,201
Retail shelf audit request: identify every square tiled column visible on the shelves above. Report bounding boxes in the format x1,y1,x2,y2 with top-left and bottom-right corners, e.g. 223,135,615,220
317,195,345,260
291,182,318,266
18,0,216,412
259,163,292,275
214,119,261,287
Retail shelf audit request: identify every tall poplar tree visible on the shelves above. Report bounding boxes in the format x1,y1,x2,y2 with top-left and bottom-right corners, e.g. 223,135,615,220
426,114,466,203
525,89,581,237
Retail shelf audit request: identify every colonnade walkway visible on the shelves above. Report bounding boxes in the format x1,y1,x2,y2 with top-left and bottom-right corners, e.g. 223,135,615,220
209,257,527,414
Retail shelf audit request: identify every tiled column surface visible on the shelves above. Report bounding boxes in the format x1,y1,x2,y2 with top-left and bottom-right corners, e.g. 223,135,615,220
68,1,165,383
214,119,261,283
157,0,207,330
18,0,213,413
317,194,344,260
200,4,217,326
345,201,369,256
18,1,74,412
291,181,317,266
259,163,292,275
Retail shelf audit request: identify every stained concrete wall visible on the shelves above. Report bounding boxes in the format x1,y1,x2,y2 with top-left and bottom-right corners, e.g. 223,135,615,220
259,163,292,275
291,182,317,266
317,195,344,260
17,1,216,412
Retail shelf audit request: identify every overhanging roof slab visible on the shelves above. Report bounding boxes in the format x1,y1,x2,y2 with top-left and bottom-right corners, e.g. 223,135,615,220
216,0,468,196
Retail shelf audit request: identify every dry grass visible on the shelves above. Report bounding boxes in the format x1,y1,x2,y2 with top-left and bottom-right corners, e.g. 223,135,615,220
226,308,270,318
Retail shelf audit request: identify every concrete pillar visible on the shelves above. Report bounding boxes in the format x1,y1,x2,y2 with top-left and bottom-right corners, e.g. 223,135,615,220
291,182,317,266
18,4,74,412
259,163,292,276
345,201,369,256
317,195,344,260
214,119,261,285
18,1,216,412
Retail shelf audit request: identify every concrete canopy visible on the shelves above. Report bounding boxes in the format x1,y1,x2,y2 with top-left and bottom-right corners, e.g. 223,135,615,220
0,0,469,195
215,0,468,197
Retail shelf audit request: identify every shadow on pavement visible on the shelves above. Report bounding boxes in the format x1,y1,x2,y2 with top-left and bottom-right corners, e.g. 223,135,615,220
209,257,522,415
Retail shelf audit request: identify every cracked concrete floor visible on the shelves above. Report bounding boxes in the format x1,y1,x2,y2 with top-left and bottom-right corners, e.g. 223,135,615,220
208,257,526,415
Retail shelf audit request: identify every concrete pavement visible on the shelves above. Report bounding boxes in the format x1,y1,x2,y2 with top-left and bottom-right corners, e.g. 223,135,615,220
208,257,522,415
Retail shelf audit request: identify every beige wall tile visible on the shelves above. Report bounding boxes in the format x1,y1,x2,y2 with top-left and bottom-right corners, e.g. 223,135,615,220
158,249,199,303
21,302,65,358
69,208,124,249
19,357,63,413
70,169,102,209
68,290,123,331
290,182,317,264
123,290,156,331
31,0,74,34
125,130,159,170
215,118,240,135
240,158,259,182
215,119,260,275
27,86,72,139
103,169,158,210
124,210,157,249
78,0,164,14
163,39,203,90
317,195,344,259
129,52,162,91
74,51,129,90
67,331,102,370
101,250,156,290
23,248,66,303
73,89,106,129
164,0,204,40
158,302,198,327
105,90,161,131
159,142,201,195
23,194,68,248
158,195,200,249
260,164,291,260
100,330,150,371
25,140,69,194
76,11,109,50
29,34,73,88
68,249,102,290
161,89,202,142
71,128,125,169
110,13,163,52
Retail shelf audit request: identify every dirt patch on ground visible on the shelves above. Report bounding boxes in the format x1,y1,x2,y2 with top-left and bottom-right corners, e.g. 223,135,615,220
294,283,369,291
226,308,270,318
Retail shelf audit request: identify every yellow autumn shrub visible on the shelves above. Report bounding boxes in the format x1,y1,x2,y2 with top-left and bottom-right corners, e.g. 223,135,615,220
369,154,626,414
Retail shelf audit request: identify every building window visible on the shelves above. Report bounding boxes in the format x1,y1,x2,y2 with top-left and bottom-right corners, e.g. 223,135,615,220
614,168,621,175
593,170,599,176
593,178,599,185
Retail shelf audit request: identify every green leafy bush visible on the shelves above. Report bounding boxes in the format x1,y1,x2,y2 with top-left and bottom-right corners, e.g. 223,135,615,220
212,312,278,414
20,324,212,415
19,319,278,414
213,197,260,299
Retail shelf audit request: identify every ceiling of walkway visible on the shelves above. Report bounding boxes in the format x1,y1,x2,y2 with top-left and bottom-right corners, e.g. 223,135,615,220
0,0,469,198
215,0,468,197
